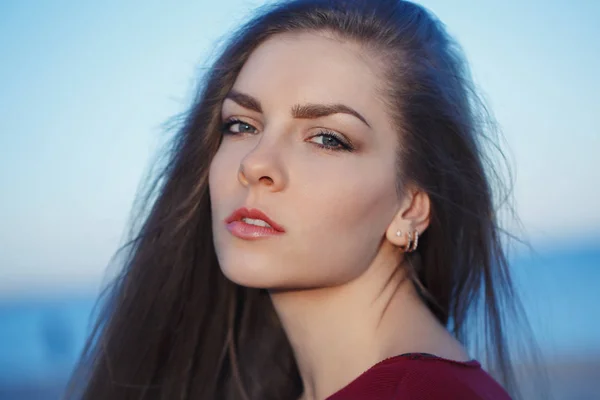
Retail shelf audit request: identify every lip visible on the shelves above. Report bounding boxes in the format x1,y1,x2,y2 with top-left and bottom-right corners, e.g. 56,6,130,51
224,207,285,239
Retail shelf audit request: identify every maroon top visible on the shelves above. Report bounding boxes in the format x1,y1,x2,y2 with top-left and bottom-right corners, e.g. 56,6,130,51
326,353,512,400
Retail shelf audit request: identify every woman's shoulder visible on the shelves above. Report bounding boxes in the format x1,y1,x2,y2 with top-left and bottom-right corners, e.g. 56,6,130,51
326,353,512,400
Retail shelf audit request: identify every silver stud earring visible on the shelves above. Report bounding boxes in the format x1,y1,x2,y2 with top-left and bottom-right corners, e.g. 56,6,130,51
396,229,402,237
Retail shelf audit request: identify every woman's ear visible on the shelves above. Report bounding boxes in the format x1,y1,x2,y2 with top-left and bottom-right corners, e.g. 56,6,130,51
385,188,430,248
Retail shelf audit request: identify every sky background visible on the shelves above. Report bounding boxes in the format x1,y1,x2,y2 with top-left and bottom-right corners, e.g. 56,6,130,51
0,0,599,296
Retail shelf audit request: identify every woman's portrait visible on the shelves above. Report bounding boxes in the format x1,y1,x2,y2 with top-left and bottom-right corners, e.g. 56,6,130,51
1,1,598,399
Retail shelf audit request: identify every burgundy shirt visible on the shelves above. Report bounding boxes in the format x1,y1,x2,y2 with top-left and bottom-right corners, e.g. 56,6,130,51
326,353,512,400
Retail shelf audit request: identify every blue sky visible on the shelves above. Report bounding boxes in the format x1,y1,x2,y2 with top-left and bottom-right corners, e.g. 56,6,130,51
0,0,599,294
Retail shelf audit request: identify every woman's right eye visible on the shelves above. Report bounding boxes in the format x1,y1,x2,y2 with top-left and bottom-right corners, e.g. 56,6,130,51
221,119,258,135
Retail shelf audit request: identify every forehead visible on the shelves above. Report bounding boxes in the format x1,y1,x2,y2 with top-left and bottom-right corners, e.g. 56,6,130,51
231,32,384,112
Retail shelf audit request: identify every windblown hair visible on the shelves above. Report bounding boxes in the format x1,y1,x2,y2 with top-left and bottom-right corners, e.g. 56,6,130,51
66,0,534,399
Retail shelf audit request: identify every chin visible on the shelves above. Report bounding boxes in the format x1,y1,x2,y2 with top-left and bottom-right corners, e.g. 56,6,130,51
217,258,326,291
227,272,347,295
217,256,283,289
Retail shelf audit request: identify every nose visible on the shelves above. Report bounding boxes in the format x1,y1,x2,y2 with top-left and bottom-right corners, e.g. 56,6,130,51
237,138,287,192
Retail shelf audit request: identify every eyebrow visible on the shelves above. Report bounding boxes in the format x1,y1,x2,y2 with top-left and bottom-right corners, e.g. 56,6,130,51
225,90,262,113
224,90,371,128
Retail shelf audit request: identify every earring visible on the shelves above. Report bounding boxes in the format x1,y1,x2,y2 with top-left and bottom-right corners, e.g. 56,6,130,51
395,229,402,237
403,231,413,252
401,230,420,253
410,230,419,252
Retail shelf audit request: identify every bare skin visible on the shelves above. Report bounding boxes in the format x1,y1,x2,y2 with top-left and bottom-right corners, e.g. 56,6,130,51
209,31,469,400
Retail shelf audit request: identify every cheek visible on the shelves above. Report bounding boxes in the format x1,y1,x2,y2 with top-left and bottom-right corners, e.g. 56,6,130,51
288,161,399,282
208,148,225,189
208,150,244,282
209,146,236,202
304,156,398,231
208,148,236,245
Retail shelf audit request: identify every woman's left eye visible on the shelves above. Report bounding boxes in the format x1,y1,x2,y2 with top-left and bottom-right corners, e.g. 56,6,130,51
310,131,354,152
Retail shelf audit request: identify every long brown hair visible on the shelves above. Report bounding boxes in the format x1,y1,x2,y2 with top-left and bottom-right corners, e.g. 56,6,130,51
66,0,535,398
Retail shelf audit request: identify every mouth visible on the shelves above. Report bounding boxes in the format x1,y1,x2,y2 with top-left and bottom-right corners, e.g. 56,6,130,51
224,207,285,239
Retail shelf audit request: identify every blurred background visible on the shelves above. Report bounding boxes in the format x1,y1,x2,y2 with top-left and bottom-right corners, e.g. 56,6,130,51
0,0,598,399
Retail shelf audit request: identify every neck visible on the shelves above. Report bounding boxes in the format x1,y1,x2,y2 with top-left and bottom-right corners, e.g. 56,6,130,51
269,249,460,400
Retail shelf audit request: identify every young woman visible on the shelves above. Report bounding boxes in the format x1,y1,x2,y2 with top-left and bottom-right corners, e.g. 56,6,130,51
67,0,533,399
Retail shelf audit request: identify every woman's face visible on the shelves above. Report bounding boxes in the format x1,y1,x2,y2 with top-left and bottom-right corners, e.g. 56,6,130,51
209,32,402,290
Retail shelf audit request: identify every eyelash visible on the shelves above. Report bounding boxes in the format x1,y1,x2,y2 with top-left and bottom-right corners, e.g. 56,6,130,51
221,118,355,152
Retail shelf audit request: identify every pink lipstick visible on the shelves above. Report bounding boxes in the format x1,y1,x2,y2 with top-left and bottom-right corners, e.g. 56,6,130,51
224,207,285,240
